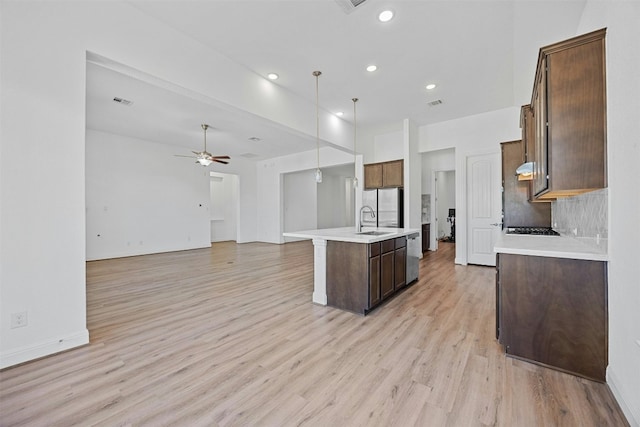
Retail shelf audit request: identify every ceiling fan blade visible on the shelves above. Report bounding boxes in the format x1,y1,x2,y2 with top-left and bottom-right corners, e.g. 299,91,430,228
213,159,229,164
174,154,196,158
212,155,230,160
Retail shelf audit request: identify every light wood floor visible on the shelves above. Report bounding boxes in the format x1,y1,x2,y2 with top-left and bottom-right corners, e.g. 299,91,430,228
0,241,628,426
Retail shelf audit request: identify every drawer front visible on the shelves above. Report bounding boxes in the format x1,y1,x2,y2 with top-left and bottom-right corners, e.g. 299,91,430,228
395,236,406,249
369,242,381,258
381,239,395,253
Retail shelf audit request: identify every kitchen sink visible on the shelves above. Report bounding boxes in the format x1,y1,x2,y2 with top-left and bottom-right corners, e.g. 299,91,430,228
356,231,392,236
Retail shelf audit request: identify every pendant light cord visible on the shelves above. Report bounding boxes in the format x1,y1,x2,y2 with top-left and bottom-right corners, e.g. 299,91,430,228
352,98,358,161
313,71,321,171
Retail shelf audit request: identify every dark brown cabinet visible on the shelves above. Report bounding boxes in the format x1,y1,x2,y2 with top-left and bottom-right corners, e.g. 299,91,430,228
380,239,395,299
421,223,430,253
501,140,551,227
326,236,410,315
364,160,403,189
369,243,381,308
520,105,550,203
520,105,535,168
531,29,607,200
496,253,607,382
364,163,383,189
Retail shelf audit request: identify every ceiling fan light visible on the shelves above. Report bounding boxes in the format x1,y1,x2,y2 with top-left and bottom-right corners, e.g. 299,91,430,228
378,10,394,22
197,156,213,166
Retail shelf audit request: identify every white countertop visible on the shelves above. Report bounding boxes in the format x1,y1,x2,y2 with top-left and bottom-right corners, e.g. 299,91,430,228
284,226,420,244
494,232,608,261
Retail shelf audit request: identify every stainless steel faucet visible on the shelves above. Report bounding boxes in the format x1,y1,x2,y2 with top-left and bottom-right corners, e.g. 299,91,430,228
358,205,376,232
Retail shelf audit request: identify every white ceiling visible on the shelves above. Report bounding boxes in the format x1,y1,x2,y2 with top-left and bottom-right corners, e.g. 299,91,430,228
86,0,586,161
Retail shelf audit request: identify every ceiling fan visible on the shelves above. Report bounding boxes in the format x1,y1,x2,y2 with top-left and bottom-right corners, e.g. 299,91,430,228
175,124,230,166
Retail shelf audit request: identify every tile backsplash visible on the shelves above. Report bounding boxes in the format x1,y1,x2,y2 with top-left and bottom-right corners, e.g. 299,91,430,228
552,188,607,251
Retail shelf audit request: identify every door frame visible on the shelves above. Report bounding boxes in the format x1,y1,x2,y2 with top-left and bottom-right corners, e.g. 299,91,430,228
455,148,501,266
463,149,501,266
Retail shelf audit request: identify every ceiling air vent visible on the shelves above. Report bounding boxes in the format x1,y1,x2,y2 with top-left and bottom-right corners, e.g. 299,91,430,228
427,99,443,107
113,97,133,106
334,0,368,14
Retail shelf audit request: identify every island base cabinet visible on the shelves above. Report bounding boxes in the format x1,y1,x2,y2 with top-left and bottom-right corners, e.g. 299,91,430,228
498,253,607,382
369,249,381,308
394,237,407,290
380,251,394,299
326,241,369,314
326,237,409,315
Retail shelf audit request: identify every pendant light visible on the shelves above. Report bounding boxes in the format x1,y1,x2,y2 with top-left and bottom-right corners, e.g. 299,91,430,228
352,97,359,189
313,71,322,184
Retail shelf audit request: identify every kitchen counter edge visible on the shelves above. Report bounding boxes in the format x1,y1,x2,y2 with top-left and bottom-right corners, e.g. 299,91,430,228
494,232,608,261
283,227,420,244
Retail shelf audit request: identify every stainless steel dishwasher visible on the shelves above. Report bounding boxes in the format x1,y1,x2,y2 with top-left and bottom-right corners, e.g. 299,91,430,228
406,232,420,284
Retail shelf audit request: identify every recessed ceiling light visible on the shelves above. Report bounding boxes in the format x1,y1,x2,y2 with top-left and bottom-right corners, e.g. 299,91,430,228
336,112,344,117
426,84,437,90
366,65,377,72
267,73,279,80
378,10,394,22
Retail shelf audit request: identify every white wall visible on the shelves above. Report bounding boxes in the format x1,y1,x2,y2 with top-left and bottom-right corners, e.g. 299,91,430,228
373,130,404,163
577,2,640,425
210,172,239,243
283,170,317,242
85,130,211,260
0,1,348,368
419,107,521,264
421,148,456,195
256,146,354,244
403,119,422,259
317,174,353,229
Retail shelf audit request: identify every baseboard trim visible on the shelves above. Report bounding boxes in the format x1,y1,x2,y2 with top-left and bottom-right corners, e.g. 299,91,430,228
607,367,639,427
0,329,89,370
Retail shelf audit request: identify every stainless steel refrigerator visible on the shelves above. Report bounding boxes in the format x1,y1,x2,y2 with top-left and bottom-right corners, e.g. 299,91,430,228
361,188,404,228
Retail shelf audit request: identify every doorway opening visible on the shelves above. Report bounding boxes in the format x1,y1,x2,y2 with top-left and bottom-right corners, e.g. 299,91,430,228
210,171,240,243
421,148,456,254
433,170,456,250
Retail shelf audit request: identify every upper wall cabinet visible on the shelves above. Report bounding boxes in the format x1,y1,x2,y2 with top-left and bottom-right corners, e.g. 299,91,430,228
519,104,552,203
501,140,551,227
364,159,404,189
520,105,535,166
531,28,607,200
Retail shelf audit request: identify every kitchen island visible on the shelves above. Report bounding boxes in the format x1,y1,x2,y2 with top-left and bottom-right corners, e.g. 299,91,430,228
283,227,420,314
494,232,608,381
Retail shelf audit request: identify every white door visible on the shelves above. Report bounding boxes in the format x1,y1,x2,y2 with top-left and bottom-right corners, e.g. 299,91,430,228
466,152,501,266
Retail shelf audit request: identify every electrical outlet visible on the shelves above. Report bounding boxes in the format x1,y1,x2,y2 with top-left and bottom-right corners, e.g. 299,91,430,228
11,311,28,328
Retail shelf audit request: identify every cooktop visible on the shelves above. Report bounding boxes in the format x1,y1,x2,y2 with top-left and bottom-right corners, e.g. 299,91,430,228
505,226,560,236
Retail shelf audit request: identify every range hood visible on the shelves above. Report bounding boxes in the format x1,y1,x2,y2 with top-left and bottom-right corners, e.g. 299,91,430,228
515,161,534,181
